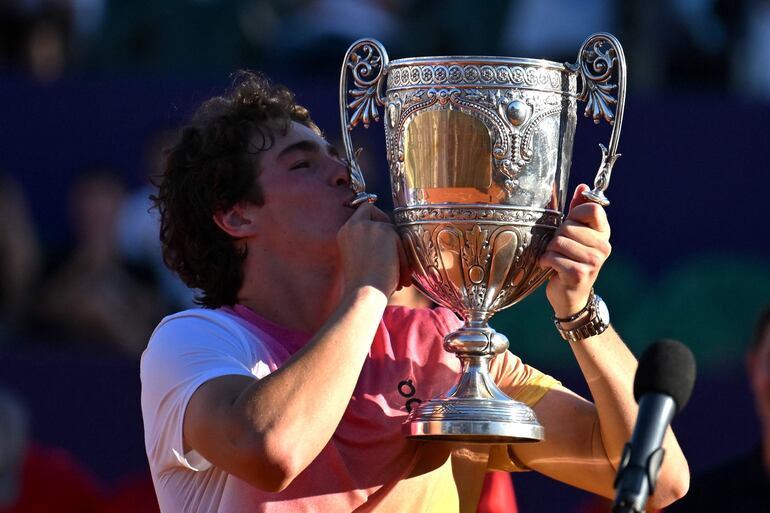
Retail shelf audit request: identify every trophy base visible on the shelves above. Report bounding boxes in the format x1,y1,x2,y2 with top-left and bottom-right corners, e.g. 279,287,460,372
404,397,544,444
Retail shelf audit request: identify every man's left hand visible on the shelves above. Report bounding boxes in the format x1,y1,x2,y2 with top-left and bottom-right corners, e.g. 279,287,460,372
539,183,612,319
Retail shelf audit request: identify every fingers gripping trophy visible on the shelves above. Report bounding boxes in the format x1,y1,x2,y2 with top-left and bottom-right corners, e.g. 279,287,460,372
340,34,626,443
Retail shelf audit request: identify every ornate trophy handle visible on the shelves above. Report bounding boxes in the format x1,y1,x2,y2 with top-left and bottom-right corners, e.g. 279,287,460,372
572,32,627,206
339,38,390,206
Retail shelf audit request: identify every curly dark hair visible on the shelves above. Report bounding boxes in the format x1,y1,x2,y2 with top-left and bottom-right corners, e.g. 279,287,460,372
153,71,318,308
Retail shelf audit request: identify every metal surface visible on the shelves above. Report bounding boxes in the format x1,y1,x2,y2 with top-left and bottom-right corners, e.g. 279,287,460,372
405,335,544,443
554,292,611,342
340,34,626,444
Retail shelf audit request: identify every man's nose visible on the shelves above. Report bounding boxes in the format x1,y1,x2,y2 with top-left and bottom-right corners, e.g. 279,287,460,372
328,156,351,188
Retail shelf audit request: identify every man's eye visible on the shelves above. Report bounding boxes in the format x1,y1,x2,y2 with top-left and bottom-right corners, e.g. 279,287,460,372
290,161,311,170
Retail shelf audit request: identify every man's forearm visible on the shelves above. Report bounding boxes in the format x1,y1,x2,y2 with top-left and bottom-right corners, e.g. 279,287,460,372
569,326,637,461
186,285,388,491
569,326,690,507
236,286,386,475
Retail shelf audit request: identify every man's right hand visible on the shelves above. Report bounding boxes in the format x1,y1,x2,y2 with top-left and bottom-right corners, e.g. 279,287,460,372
337,203,411,297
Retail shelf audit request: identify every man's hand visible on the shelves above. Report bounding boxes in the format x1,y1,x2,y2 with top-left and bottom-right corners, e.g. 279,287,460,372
337,203,411,297
539,184,612,318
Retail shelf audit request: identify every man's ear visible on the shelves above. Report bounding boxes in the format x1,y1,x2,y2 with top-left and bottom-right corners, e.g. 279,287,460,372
212,202,260,238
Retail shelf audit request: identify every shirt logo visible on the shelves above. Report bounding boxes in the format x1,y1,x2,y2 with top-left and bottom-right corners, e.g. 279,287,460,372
397,379,423,412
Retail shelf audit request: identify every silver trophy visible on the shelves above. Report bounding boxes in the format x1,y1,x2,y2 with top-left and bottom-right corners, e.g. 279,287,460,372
340,34,626,443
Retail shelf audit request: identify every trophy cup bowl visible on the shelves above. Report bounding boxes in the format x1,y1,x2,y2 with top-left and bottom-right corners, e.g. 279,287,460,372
340,34,626,443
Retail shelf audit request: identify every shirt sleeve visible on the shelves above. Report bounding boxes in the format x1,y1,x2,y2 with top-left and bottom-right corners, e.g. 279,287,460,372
487,350,560,472
140,311,264,474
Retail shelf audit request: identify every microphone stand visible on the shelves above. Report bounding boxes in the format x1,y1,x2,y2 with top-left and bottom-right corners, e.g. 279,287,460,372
612,445,665,512
611,394,673,513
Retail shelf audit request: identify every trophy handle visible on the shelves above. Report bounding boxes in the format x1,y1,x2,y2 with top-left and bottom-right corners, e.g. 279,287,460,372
339,38,390,206
572,32,627,206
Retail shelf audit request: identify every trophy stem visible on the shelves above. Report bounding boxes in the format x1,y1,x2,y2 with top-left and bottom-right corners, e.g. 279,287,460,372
404,322,544,444
449,354,513,402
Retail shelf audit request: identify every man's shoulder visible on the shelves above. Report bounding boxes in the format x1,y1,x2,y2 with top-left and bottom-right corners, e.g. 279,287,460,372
157,306,240,326
150,307,251,340
142,307,263,367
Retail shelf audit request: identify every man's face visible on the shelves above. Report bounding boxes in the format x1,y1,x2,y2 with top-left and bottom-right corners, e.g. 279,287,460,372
250,121,356,262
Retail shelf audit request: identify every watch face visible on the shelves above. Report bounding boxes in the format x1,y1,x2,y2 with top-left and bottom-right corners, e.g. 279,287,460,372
597,297,610,324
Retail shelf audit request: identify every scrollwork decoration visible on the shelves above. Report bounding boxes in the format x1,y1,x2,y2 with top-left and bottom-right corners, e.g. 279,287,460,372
345,45,387,128
576,40,618,124
339,39,390,205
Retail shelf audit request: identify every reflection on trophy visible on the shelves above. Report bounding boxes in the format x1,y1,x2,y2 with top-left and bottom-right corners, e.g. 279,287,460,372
340,34,626,443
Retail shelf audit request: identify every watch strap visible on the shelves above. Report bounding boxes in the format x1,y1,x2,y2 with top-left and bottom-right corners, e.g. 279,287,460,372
554,292,610,342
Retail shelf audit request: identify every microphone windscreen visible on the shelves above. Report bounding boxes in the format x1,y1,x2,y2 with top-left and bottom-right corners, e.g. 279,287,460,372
633,339,696,414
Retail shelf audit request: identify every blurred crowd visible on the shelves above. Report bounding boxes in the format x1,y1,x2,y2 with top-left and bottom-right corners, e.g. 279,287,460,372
0,127,193,358
0,0,769,96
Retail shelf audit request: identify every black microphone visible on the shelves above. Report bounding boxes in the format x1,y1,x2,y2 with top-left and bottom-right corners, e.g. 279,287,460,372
612,339,696,513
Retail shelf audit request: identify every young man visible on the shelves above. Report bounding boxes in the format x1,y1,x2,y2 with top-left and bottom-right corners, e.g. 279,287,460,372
141,72,689,513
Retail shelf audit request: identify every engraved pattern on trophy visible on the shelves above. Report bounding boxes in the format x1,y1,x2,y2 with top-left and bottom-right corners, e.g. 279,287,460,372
386,83,571,204
395,207,562,321
393,206,562,225
486,226,553,312
449,89,513,186
497,91,571,199
386,73,575,208
339,34,627,444
462,225,491,310
385,88,442,202
387,62,564,92
400,226,457,310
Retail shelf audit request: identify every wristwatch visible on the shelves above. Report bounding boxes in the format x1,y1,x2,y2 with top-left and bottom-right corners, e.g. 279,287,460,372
553,291,610,342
